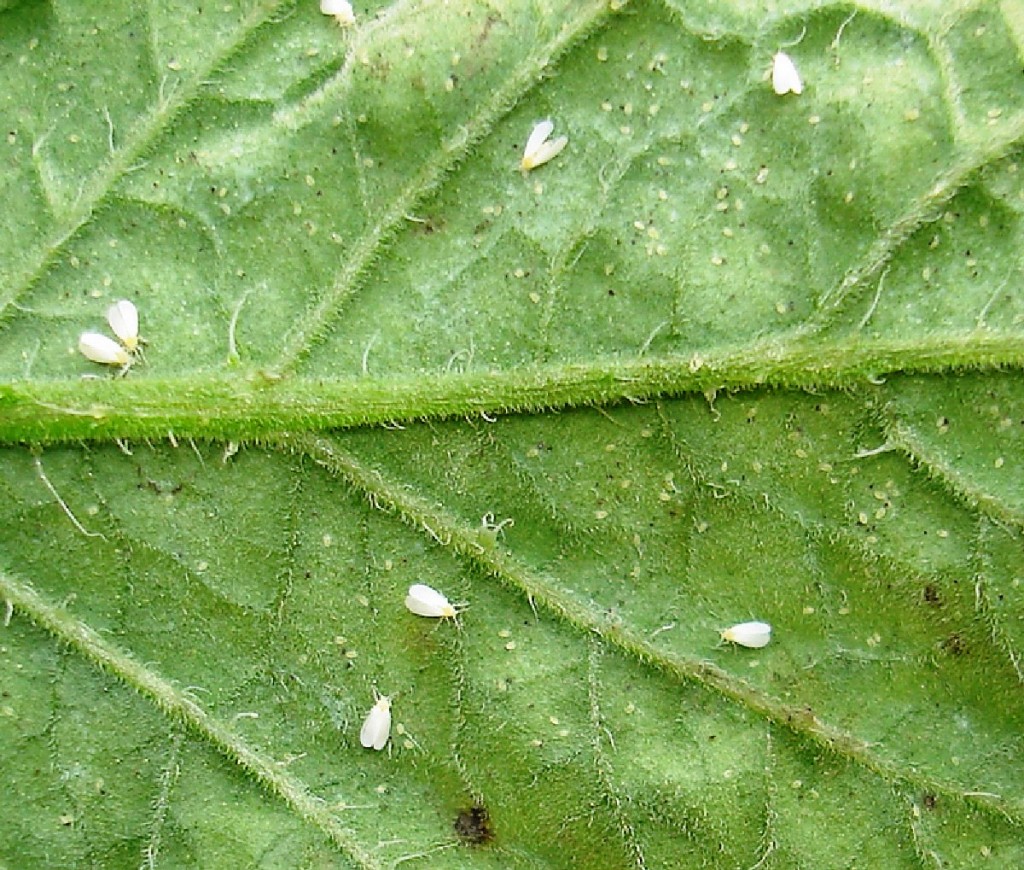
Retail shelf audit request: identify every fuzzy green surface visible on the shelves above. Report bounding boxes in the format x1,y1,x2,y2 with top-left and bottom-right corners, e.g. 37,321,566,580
1,1,1023,867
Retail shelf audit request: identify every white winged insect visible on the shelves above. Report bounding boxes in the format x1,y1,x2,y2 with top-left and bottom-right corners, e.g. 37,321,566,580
79,299,142,373
320,0,355,26
359,692,391,751
78,332,131,368
520,120,568,172
404,583,463,620
106,299,140,351
720,621,772,649
771,52,803,95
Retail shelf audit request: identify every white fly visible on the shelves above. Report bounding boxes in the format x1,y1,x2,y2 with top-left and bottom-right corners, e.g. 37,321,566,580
520,120,568,172
771,52,803,95
720,621,772,649
78,332,131,367
320,0,355,26
359,693,391,751
106,300,140,351
405,583,460,619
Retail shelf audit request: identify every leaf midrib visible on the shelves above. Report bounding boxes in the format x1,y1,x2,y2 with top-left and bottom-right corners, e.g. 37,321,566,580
3,332,1022,444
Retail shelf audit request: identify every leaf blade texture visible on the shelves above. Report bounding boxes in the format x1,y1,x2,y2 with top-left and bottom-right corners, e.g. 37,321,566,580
2,1,1024,866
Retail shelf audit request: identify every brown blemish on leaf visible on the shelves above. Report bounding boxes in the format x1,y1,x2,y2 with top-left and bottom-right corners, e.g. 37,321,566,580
941,632,967,656
454,804,494,845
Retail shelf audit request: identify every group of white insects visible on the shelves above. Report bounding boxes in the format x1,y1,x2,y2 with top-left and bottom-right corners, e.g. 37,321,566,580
317,3,801,177
78,299,142,372
359,583,464,751
516,48,802,171
361,582,770,751
75,296,773,741
518,47,801,172
81,6,781,744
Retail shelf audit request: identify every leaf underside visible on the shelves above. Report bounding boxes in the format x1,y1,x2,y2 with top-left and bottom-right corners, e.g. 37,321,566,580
1,1,1023,867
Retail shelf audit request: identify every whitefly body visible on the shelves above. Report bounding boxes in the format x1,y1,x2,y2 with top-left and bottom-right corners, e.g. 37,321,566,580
520,119,568,172
106,299,140,351
320,0,355,26
78,332,131,367
360,694,391,751
405,583,459,619
720,621,772,649
771,52,802,95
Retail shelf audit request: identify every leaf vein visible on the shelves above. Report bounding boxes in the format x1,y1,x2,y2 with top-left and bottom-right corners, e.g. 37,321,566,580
0,570,382,868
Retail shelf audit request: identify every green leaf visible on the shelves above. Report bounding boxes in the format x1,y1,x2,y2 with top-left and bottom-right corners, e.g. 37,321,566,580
2,1,1023,866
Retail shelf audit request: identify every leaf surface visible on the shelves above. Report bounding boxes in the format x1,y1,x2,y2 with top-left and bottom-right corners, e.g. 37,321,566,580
2,1,1023,866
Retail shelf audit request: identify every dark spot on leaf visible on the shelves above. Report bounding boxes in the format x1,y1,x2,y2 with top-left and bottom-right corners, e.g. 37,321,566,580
923,793,937,810
922,584,941,606
454,805,493,845
414,215,446,235
141,477,183,495
941,633,967,656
